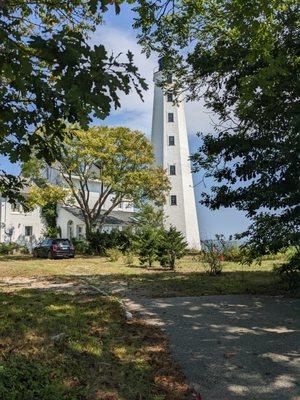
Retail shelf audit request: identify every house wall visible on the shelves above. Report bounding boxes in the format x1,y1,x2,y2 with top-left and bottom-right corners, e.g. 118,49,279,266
0,165,136,246
0,199,44,248
0,194,134,250
0,199,128,248
56,206,131,240
56,206,86,239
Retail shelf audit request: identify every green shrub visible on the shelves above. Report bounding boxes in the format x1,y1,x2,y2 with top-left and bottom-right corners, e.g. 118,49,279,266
71,239,90,255
134,226,187,270
202,250,222,275
201,237,223,275
18,245,30,254
156,227,187,270
0,243,19,255
87,229,134,255
134,227,159,268
0,243,9,255
106,247,122,262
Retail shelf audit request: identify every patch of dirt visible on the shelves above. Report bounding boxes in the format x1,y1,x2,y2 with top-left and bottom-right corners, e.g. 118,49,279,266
0,276,90,293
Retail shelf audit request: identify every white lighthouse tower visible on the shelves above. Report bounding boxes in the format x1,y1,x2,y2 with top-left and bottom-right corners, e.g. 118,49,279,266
151,60,201,250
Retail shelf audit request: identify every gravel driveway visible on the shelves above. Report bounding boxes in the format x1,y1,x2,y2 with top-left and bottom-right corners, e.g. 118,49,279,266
126,295,300,400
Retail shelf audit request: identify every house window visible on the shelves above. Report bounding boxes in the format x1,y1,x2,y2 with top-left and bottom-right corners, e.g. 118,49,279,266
169,165,176,176
11,203,21,213
168,112,174,122
170,195,177,206
168,136,175,146
25,226,33,236
167,93,173,102
77,225,83,239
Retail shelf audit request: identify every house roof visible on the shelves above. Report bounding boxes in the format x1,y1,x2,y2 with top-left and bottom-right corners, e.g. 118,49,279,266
61,206,136,225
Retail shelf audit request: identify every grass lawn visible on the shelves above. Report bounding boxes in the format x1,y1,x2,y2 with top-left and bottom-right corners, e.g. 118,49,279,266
0,255,297,399
0,289,192,400
0,254,298,298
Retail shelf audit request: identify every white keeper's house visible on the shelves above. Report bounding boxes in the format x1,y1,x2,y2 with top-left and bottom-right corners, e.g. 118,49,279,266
0,166,135,248
0,60,201,250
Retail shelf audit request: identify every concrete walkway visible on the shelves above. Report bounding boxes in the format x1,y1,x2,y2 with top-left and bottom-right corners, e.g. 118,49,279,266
126,295,300,400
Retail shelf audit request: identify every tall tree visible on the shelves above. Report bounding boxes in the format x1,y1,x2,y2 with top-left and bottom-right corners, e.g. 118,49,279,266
0,0,144,198
24,126,170,238
134,0,300,266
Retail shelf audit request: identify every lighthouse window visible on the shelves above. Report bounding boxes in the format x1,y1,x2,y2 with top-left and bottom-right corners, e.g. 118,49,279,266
167,93,173,102
169,165,176,175
168,113,174,122
168,136,175,146
170,195,177,206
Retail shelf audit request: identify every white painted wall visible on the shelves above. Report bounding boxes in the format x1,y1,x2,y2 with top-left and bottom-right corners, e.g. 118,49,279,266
151,70,201,249
0,199,132,247
0,166,136,247
0,199,44,248
56,206,129,240
56,206,86,239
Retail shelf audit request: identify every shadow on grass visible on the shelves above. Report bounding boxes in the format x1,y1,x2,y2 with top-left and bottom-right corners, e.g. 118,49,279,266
47,269,299,298
0,289,192,400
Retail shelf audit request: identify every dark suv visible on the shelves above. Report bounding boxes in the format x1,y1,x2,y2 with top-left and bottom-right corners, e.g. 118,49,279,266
33,238,75,259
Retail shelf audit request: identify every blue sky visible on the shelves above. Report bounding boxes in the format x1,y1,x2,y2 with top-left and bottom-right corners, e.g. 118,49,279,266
0,3,250,239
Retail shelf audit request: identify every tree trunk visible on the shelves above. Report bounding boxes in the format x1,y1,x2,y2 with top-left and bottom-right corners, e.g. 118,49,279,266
170,255,176,270
84,217,94,242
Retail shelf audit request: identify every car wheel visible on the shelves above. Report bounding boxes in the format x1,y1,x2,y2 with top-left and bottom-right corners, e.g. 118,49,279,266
32,250,38,258
48,250,54,259
69,255,75,258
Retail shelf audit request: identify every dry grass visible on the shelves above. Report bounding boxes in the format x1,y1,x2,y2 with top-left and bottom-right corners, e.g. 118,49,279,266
0,254,297,298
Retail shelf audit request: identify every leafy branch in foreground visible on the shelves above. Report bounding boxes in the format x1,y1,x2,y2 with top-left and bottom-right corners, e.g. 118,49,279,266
0,0,145,199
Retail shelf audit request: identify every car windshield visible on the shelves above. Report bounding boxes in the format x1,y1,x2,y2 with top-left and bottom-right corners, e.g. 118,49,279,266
52,239,70,245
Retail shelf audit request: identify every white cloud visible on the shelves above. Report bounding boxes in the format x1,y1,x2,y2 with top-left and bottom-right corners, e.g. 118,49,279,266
90,25,156,136
90,25,214,138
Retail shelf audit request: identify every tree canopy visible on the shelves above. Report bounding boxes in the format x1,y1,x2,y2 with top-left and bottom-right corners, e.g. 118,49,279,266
24,126,170,237
0,0,144,198
134,0,300,264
